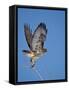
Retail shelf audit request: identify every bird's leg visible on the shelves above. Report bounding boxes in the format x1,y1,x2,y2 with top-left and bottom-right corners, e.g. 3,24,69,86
30,57,36,68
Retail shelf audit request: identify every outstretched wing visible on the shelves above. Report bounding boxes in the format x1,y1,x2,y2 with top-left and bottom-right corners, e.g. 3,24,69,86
32,23,47,52
24,24,32,50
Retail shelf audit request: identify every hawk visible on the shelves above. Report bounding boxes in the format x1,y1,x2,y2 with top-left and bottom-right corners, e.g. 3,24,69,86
22,23,48,68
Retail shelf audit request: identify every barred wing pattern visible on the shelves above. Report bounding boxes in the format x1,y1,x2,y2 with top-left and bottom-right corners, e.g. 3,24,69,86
24,23,47,68
32,23,47,52
24,24,32,50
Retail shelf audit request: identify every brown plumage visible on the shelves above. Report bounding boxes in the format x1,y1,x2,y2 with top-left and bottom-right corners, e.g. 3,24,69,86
23,23,48,68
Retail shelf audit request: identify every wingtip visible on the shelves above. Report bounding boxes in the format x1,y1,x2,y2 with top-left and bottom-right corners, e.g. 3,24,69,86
39,22,46,29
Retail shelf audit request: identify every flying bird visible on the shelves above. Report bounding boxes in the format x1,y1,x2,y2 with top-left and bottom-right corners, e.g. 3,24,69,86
22,23,48,68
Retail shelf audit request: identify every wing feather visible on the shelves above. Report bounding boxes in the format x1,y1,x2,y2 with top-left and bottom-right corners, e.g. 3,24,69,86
24,24,32,50
32,23,47,51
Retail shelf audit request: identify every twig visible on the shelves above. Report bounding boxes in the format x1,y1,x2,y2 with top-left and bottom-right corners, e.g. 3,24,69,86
32,67,44,80
23,62,44,80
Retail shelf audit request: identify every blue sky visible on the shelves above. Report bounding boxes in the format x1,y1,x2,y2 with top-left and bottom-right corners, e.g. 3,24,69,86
17,8,65,82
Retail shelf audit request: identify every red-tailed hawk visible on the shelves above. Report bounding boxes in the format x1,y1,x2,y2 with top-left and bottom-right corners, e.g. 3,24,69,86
22,23,48,68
